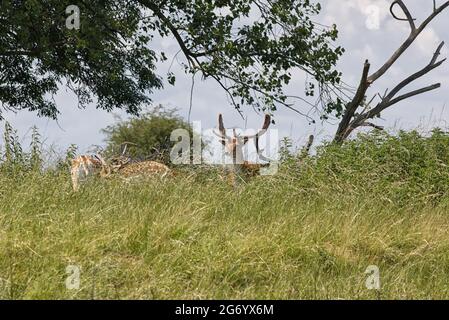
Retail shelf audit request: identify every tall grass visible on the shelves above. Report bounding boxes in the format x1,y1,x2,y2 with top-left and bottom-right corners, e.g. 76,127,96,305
0,126,448,299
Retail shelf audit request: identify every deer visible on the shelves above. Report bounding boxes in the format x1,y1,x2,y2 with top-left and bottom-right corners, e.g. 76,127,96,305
70,142,132,191
111,159,172,181
70,143,171,191
70,154,110,191
214,113,273,186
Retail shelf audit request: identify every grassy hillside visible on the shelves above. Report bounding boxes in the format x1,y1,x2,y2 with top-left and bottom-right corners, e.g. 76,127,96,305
1,130,449,299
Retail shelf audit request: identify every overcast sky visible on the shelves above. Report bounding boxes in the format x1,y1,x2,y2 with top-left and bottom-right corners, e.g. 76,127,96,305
2,0,448,155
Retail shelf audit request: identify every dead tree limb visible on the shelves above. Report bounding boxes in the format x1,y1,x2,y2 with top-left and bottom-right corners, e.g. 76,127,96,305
298,134,315,166
334,0,449,143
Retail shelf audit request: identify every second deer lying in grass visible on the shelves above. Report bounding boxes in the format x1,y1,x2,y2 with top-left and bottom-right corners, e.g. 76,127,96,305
71,155,171,191
112,159,172,180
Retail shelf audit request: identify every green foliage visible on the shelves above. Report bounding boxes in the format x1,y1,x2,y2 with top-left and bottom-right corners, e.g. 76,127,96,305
0,0,161,118
279,136,294,162
55,144,78,172
1,121,25,171
1,122,44,173
157,0,344,112
29,126,43,171
0,0,343,118
1,129,449,299
284,129,449,207
102,106,193,163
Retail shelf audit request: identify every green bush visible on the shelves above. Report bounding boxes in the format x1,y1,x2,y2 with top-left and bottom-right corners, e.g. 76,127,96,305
102,106,193,164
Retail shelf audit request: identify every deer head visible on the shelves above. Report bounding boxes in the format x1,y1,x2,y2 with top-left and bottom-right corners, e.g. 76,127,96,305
215,114,272,164
90,154,111,178
106,141,135,173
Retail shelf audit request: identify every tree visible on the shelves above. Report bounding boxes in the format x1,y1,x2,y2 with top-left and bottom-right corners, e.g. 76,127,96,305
0,0,343,119
333,1,449,144
102,106,192,164
0,0,162,118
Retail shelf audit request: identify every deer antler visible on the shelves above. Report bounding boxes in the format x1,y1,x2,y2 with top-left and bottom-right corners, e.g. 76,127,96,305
242,114,271,140
94,154,107,166
218,114,231,139
253,115,272,162
119,141,137,156
255,145,273,162
216,113,273,164
216,114,232,146
244,114,272,163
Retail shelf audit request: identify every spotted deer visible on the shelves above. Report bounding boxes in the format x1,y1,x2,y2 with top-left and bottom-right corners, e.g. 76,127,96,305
215,114,272,186
112,159,172,180
70,155,110,191
71,154,171,191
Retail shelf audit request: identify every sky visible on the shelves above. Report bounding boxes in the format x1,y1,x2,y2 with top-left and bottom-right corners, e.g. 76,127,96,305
2,0,448,157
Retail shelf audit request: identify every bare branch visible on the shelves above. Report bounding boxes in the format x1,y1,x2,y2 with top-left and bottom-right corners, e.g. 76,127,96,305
387,83,441,107
387,41,446,100
298,134,315,166
334,2,449,143
360,122,384,131
362,42,446,120
368,1,449,83
334,60,371,142
390,0,416,31
430,41,446,65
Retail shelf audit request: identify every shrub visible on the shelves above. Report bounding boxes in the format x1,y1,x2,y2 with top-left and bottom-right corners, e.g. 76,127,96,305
102,106,193,164
0,122,44,174
277,129,449,207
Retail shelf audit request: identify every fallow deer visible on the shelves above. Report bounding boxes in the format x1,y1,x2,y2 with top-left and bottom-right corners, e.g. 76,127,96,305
70,154,110,191
105,145,172,180
71,153,171,191
215,114,272,186
113,160,172,180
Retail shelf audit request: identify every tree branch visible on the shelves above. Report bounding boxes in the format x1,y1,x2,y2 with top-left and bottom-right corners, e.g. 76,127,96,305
390,0,416,31
138,0,197,66
0,50,36,57
362,42,446,120
386,42,445,100
334,60,370,142
368,0,449,83
386,83,441,107
333,2,449,143
298,134,315,165
361,122,384,131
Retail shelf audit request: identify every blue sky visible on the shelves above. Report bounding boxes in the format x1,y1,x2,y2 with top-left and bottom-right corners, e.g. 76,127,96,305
2,0,448,155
